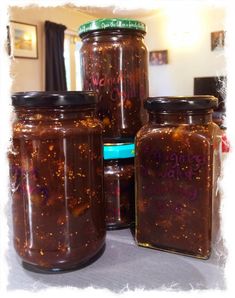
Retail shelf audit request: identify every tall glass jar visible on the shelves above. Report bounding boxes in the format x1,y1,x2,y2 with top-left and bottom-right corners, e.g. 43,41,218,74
135,96,221,259
9,91,106,271
79,18,149,142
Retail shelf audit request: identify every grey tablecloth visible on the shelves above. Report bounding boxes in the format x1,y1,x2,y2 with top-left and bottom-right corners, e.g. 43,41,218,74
7,228,226,292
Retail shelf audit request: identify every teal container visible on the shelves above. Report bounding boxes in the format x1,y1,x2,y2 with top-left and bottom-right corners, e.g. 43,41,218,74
103,143,135,229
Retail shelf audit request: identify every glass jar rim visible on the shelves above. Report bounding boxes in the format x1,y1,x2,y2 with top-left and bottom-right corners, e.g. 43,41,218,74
78,18,146,37
11,91,97,108
144,96,218,112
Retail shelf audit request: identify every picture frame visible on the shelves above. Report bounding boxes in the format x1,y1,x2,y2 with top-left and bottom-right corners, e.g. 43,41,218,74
8,21,38,59
149,50,168,65
211,31,225,51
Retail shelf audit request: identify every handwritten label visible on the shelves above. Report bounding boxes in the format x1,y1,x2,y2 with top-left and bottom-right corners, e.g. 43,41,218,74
83,71,146,101
141,150,206,181
10,164,49,203
139,150,209,208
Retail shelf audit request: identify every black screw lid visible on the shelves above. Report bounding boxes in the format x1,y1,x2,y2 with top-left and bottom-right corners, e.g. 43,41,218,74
144,96,218,112
11,91,97,108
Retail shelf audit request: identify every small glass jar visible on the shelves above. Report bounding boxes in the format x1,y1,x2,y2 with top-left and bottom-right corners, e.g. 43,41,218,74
9,91,106,271
103,143,135,229
135,96,221,259
79,18,149,142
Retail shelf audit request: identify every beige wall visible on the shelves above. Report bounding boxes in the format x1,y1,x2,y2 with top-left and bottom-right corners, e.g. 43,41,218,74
10,6,92,92
140,4,226,96
10,5,226,95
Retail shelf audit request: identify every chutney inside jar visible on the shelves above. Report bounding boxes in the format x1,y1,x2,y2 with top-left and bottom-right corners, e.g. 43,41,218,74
135,96,221,259
104,143,135,229
9,91,106,271
79,18,149,142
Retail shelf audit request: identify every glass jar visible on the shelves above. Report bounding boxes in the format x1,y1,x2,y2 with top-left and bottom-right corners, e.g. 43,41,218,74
104,143,135,229
135,96,221,259
9,91,106,271
79,18,149,142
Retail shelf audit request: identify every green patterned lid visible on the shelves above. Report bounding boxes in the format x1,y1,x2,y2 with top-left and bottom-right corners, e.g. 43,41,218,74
78,18,146,36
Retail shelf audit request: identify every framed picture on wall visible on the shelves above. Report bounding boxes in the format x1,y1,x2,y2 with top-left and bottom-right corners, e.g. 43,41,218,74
149,50,168,65
211,31,225,51
8,21,38,59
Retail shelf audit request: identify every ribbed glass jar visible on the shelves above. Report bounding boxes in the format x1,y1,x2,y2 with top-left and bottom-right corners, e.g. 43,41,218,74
9,91,106,271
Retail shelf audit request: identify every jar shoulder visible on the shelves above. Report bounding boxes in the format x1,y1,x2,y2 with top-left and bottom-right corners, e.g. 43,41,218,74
136,122,221,144
104,163,134,177
12,117,103,138
80,37,147,51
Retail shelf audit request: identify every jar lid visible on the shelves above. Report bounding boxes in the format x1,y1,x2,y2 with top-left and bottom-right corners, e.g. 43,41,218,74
144,96,218,112
11,91,97,108
79,18,146,36
103,143,135,160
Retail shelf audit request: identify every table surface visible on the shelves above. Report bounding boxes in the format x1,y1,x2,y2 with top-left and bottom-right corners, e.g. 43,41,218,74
7,228,226,292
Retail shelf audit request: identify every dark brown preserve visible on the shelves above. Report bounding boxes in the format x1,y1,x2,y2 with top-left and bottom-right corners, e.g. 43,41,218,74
104,143,135,229
9,91,106,271
135,96,221,259
79,18,148,142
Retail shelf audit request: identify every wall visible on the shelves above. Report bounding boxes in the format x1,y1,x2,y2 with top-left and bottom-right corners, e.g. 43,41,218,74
140,4,226,96
10,6,92,92
10,5,226,94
